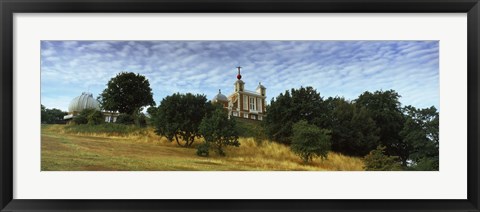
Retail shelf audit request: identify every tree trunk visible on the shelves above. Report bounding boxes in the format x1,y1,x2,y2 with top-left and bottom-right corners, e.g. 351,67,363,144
174,134,184,147
187,137,195,147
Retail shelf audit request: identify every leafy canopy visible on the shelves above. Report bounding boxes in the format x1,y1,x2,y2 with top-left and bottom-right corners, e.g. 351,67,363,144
198,107,240,156
291,120,331,163
99,72,155,115
41,104,67,124
355,90,406,164
363,145,403,171
324,97,380,157
264,86,325,144
152,93,213,147
400,105,439,170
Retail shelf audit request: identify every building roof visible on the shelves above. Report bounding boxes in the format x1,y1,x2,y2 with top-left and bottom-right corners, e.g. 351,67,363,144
213,89,228,102
68,92,100,113
256,82,266,90
234,79,245,85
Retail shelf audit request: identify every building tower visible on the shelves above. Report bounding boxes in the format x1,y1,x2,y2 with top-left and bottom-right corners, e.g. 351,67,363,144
234,66,245,92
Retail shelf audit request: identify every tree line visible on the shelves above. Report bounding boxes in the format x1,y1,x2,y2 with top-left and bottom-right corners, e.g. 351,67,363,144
41,72,439,170
264,86,439,170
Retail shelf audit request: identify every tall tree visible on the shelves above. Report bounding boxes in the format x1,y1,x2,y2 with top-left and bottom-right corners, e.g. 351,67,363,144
326,98,380,156
152,93,213,147
400,105,439,170
355,90,406,163
264,86,325,144
98,72,155,115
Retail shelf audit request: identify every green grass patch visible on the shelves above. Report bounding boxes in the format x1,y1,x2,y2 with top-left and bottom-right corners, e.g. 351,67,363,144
64,123,146,136
234,118,267,140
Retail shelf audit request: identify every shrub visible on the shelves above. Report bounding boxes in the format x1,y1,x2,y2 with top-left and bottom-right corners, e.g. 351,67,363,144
87,110,104,125
73,109,98,125
363,146,403,171
64,123,142,136
134,113,148,128
116,113,135,125
291,120,331,163
196,143,210,157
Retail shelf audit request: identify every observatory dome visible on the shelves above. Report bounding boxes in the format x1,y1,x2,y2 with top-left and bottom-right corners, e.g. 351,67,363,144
212,90,228,103
68,92,100,113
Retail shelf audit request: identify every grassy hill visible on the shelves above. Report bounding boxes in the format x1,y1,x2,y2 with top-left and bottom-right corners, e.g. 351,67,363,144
41,124,365,171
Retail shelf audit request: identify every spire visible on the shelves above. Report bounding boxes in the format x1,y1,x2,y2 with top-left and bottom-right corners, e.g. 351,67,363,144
237,66,242,80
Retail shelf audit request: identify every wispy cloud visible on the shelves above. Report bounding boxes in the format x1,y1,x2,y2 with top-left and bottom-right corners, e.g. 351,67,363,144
41,41,439,111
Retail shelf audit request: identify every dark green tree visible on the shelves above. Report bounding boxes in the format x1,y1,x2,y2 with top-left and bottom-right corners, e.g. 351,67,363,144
291,120,331,163
98,72,155,115
326,98,380,156
400,106,439,170
152,93,213,147
41,104,47,123
116,113,135,125
363,145,403,171
146,106,159,126
41,104,68,124
264,86,325,144
198,107,240,156
355,90,406,164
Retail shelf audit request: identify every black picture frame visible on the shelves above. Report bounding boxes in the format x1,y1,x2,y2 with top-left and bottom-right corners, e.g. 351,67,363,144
1,0,479,211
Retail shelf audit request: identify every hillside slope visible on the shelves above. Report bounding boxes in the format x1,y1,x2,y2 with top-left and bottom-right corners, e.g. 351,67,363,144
41,124,364,171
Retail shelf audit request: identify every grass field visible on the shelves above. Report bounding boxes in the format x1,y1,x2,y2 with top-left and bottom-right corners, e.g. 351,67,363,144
41,124,365,171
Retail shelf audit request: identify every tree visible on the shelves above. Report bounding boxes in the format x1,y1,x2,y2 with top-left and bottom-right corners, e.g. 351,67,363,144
98,72,155,115
198,107,240,156
291,120,331,163
363,146,403,171
152,93,213,147
41,104,47,123
116,113,135,125
264,87,325,144
325,98,380,157
355,90,406,164
41,104,68,124
400,106,439,170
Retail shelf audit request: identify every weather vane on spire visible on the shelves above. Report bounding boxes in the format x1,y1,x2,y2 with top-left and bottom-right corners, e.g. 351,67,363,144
237,66,242,80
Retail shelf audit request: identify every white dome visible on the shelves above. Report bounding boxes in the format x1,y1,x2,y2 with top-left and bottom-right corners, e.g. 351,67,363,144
68,92,100,113
213,89,228,103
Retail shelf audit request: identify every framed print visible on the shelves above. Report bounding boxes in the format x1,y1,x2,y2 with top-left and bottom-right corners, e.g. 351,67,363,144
1,0,479,211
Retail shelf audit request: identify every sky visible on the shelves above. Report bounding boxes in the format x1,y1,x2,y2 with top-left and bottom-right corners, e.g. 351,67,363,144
41,40,439,112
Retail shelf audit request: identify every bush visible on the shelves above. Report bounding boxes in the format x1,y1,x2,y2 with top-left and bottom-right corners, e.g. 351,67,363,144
134,113,148,128
291,120,331,163
116,113,135,125
411,156,439,171
196,143,210,157
73,109,98,125
363,146,403,171
87,110,104,125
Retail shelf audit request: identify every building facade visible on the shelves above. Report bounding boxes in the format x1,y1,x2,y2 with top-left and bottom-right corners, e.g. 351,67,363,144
212,67,267,121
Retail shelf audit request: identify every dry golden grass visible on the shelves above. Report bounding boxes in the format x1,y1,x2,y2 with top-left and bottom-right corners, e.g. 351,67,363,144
41,124,364,171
